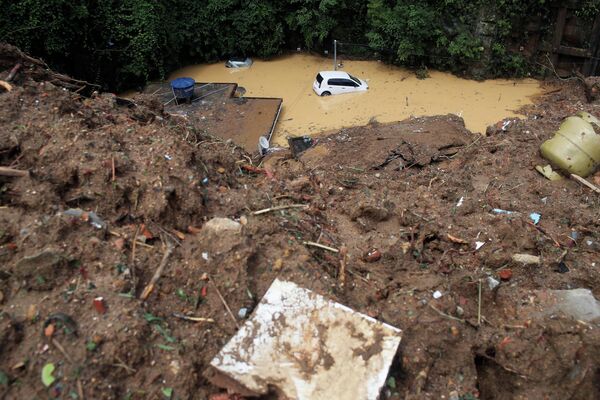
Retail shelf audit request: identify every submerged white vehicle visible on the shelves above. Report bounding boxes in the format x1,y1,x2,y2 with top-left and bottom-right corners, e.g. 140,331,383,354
225,57,253,68
312,71,368,96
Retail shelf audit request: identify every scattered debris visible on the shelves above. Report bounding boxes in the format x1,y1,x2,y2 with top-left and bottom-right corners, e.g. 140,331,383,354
252,204,308,215
43,313,78,337
237,308,249,319
433,290,443,299
543,289,600,322
140,241,175,301
555,260,569,273
456,196,464,207
571,173,600,194
0,80,13,92
498,269,513,281
93,297,107,314
208,279,402,400
529,212,541,225
487,277,500,290
491,208,516,215
1,45,600,399
41,363,56,387
540,112,600,178
303,241,339,253
203,218,242,233
0,166,28,177
447,234,468,244
363,248,382,262
62,208,107,229
338,245,348,287
512,253,540,265
288,135,315,157
536,164,563,181
210,277,241,329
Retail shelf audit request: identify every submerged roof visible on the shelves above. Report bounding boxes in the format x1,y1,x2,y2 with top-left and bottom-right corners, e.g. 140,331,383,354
318,70,354,79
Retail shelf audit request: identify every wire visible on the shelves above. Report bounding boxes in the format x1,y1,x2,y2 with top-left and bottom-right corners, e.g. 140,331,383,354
336,40,600,64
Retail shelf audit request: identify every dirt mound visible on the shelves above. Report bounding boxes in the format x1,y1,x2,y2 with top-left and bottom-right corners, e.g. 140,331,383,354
1,49,599,400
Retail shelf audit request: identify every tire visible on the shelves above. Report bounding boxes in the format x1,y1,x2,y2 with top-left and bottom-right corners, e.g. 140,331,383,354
321,91,331,96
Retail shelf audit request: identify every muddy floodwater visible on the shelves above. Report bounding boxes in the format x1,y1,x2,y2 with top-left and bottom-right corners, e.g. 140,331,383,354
171,54,542,145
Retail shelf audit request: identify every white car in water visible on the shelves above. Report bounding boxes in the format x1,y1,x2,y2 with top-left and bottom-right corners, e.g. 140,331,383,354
313,71,368,96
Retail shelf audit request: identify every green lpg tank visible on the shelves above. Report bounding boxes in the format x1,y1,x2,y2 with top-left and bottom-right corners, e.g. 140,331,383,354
540,112,600,177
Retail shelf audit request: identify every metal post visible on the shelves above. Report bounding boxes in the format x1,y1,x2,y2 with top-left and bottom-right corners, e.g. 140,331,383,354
333,40,337,71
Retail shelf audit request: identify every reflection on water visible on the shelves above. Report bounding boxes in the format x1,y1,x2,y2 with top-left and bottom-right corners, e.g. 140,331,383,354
171,54,541,145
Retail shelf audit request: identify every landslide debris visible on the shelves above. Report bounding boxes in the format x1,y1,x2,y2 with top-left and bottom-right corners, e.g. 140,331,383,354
0,47,599,400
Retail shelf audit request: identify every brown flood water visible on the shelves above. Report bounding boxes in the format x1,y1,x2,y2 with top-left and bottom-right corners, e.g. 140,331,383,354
171,54,542,146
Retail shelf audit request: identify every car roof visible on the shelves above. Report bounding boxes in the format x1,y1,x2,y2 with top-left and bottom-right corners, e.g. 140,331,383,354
318,71,353,79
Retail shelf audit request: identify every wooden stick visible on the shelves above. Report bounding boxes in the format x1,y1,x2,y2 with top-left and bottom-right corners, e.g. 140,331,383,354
338,245,348,287
252,204,308,215
77,379,84,400
0,80,13,92
428,303,466,323
111,156,116,182
571,174,600,194
130,225,139,286
526,221,562,248
210,277,240,329
477,279,482,327
303,241,339,253
52,338,74,364
172,313,214,323
140,242,174,300
109,230,153,249
6,63,22,82
0,166,28,177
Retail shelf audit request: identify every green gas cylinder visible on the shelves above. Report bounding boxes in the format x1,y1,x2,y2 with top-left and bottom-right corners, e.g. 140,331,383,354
540,112,600,177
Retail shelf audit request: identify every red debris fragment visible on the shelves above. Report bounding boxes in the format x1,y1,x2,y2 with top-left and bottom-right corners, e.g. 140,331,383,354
44,323,55,338
499,336,512,350
498,269,513,281
187,225,202,234
363,248,382,263
114,237,125,251
140,224,154,240
93,297,107,314
241,164,265,174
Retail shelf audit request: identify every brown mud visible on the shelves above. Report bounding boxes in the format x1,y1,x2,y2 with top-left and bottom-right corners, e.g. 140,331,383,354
1,45,600,400
171,53,542,144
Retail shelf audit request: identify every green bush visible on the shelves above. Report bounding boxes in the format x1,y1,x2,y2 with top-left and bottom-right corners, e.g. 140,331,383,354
0,0,594,90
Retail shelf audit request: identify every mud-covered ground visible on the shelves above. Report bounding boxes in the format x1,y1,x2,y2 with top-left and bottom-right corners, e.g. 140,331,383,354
1,47,600,400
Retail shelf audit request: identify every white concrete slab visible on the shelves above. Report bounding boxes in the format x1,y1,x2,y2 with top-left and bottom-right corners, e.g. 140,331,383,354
210,279,402,400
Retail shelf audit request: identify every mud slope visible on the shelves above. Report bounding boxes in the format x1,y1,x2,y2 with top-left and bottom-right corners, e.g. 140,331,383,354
1,47,599,400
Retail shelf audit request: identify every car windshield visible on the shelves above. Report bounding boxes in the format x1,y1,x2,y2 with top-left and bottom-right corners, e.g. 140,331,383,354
348,74,361,86
316,73,323,85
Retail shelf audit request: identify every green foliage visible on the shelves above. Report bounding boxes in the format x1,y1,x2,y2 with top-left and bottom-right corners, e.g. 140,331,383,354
367,1,439,64
489,43,529,77
285,0,339,50
576,0,600,20
0,0,596,89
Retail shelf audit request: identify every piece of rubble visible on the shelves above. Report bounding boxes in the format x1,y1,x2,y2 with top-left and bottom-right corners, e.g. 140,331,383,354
512,253,540,265
545,289,600,322
208,279,402,400
203,218,242,234
198,218,243,255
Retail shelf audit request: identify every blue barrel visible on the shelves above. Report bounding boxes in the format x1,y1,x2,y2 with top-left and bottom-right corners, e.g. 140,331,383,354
170,77,195,99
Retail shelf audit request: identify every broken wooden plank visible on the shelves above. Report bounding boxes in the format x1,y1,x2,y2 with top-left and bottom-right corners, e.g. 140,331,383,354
0,167,29,177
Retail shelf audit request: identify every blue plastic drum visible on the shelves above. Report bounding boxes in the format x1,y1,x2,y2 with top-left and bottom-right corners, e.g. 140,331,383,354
170,77,195,99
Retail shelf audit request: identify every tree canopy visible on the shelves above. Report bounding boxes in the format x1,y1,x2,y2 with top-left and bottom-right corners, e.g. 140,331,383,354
1,0,597,90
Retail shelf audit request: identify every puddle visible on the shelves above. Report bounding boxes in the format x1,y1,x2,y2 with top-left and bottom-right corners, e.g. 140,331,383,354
171,54,542,146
